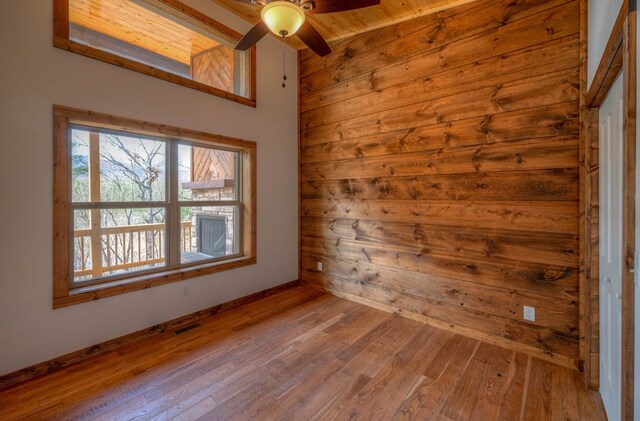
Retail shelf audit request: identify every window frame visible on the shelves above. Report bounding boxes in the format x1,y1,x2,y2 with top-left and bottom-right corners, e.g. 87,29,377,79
53,0,257,107
53,105,257,308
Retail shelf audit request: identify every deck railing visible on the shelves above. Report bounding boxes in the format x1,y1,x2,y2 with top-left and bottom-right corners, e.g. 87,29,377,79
74,221,192,277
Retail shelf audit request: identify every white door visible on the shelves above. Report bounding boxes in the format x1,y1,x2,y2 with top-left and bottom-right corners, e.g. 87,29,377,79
600,72,624,421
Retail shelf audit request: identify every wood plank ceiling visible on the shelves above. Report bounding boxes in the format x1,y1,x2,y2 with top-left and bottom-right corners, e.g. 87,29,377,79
209,0,478,49
70,0,221,64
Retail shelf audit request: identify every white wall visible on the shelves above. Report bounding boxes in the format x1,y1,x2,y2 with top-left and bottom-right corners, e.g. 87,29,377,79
588,0,624,87
0,0,299,375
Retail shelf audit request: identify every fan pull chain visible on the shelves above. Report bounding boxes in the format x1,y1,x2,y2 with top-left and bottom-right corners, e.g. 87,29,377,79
282,34,287,88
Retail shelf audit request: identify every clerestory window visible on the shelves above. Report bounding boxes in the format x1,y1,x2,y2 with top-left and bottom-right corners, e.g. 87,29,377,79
53,0,256,106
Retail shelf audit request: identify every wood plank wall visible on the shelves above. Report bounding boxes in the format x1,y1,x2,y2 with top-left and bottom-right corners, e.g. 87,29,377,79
299,0,582,369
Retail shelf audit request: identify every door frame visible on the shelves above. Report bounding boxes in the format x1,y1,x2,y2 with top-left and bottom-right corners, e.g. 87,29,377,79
581,0,637,419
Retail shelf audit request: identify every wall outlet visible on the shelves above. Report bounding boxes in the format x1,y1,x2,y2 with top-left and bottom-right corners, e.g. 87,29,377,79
523,306,535,322
182,286,190,296
317,261,324,271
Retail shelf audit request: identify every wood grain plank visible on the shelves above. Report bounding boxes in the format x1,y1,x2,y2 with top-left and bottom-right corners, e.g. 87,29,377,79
521,358,554,419
301,198,579,234
301,169,579,202
497,353,529,420
301,70,579,154
337,325,451,420
301,138,578,181
441,343,515,419
301,34,579,114
302,67,579,131
301,101,578,148
391,334,479,420
301,217,579,267
300,248,579,331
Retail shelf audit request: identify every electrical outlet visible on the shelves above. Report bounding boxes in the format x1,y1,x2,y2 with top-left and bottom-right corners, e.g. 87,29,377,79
317,261,324,272
182,286,190,296
523,306,535,322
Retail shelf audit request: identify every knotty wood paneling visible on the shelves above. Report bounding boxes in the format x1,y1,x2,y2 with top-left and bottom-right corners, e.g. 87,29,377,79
299,0,582,369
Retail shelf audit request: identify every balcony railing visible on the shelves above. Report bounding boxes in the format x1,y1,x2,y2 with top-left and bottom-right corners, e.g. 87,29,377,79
73,221,192,277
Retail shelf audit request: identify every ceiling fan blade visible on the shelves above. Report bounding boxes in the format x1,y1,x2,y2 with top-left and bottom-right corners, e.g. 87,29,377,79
307,0,380,14
235,21,270,51
296,21,331,57
231,0,266,4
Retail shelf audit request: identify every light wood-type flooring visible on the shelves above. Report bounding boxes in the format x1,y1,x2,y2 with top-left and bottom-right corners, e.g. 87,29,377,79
0,286,605,420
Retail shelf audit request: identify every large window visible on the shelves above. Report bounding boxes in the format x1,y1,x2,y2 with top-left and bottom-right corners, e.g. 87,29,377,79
53,106,256,308
53,0,256,107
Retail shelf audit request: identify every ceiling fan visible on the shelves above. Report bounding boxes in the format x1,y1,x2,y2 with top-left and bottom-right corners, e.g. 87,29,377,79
233,0,381,57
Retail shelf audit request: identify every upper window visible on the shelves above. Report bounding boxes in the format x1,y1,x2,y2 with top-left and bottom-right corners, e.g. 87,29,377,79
53,0,256,107
53,106,257,308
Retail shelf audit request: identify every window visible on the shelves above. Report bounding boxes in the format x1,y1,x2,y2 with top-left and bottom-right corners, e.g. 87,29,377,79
53,106,256,308
53,0,256,107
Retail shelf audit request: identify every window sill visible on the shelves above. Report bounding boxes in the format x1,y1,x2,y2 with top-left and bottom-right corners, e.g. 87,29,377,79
53,256,256,309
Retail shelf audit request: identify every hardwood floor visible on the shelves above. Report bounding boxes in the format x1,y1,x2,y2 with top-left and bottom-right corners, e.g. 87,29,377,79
0,286,605,420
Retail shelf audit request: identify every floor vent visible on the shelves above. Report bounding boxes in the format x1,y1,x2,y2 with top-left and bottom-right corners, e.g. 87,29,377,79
174,323,201,335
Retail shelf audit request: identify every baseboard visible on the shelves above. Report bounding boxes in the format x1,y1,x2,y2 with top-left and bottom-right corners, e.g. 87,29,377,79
0,279,301,390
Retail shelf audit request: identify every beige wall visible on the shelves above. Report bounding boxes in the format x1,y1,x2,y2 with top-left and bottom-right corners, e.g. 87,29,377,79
0,0,299,374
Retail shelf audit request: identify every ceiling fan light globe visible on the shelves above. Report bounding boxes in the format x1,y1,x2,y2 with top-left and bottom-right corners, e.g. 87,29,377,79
261,1,306,37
